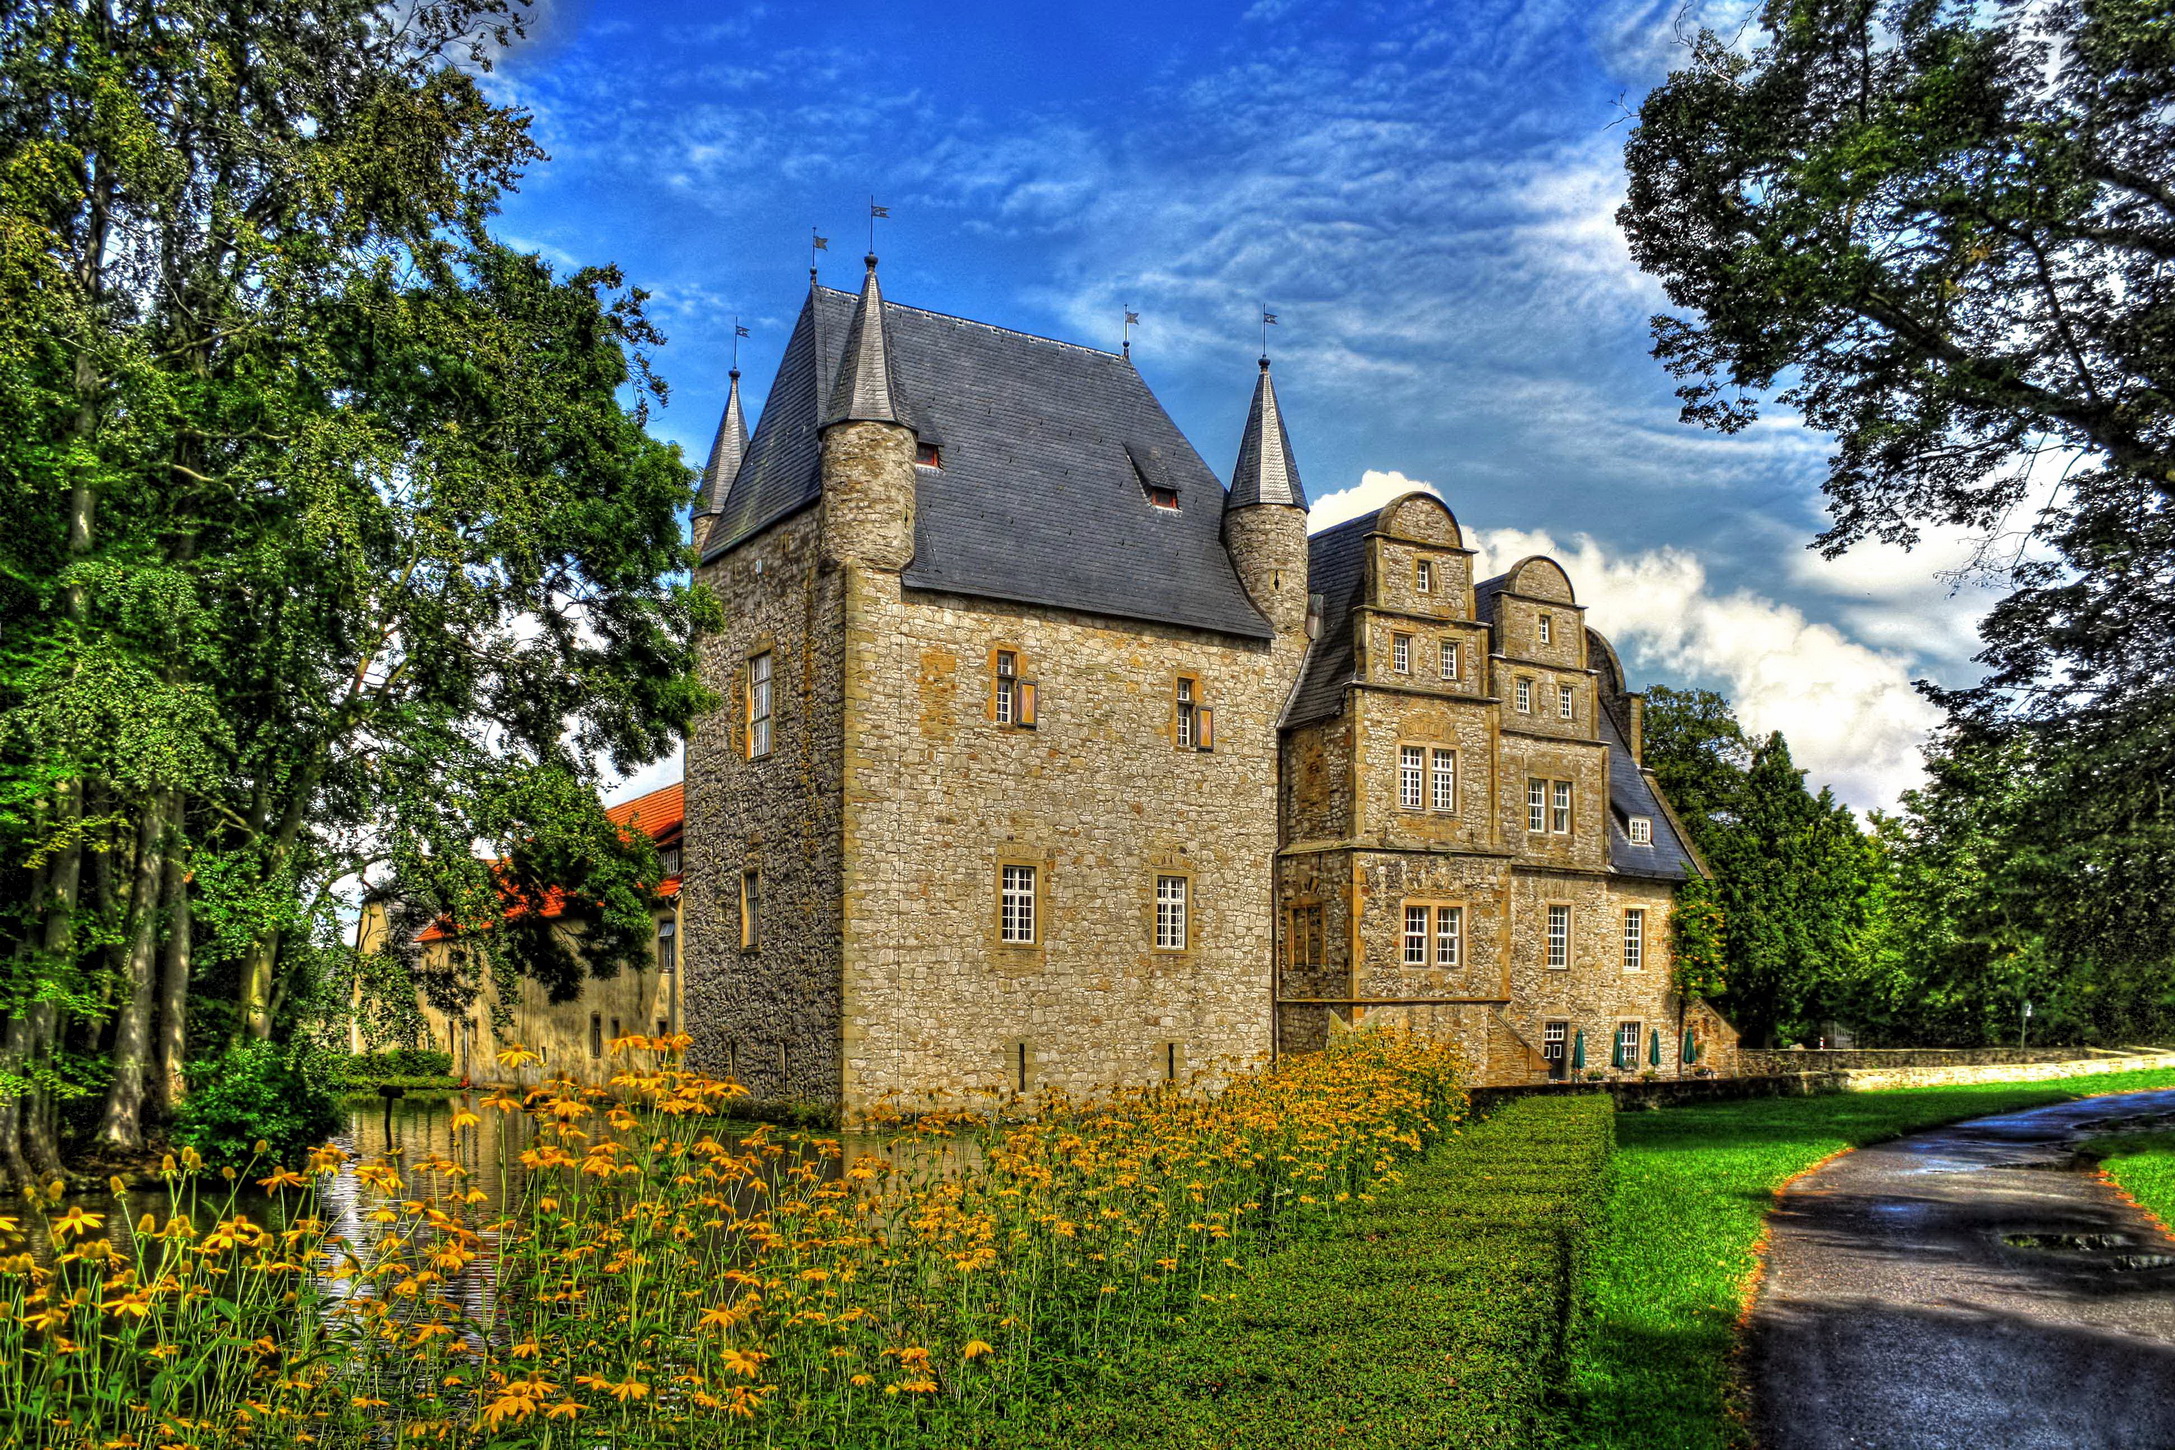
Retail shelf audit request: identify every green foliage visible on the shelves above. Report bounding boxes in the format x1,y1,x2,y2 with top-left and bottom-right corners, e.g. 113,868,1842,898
170,1042,342,1165
333,1047,453,1086
1670,876,1729,1000
1570,1066,2175,1450
2088,1132,2175,1230
980,1095,1616,1450
1641,688,1883,1043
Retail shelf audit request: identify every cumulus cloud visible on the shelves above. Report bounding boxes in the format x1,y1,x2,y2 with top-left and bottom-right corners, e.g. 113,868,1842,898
1312,470,1941,811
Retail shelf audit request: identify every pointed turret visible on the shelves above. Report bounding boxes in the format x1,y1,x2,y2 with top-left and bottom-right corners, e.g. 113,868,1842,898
1227,356,1307,512
689,368,749,555
825,254,900,426
1222,356,1310,639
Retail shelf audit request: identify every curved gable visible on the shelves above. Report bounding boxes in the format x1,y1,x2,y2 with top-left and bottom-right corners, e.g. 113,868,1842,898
1506,555,1575,604
1374,491,1461,548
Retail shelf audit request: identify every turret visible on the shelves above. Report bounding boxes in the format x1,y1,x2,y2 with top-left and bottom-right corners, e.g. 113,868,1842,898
1223,356,1311,637
689,367,748,557
819,255,916,570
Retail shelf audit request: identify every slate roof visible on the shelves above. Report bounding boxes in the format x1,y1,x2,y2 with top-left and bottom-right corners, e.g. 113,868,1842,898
1285,514,1372,725
1598,705,1698,881
690,370,748,524
1228,358,1307,510
701,279,1273,641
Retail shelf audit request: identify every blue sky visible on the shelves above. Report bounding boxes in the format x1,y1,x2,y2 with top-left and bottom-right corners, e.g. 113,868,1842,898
488,0,2001,811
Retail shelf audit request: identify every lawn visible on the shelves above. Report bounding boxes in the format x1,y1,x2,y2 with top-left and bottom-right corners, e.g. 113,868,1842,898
1567,1066,2175,1450
2089,1131,2175,1232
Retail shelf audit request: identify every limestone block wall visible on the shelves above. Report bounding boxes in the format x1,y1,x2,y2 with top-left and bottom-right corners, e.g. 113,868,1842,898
684,508,848,1100
1359,613,1493,698
837,577,1296,1115
1350,690,1500,851
1498,870,1683,1079
1494,731,1612,872
1281,714,1353,844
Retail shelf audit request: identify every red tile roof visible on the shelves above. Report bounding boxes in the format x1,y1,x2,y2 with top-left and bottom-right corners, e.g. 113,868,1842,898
416,776,684,942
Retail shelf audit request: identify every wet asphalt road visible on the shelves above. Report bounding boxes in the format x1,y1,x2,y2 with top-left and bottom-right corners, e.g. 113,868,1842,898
1748,1089,2175,1450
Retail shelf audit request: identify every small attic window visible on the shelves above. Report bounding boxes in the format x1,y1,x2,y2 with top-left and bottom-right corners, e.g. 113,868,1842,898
916,442,942,469
1628,817,1653,845
1146,484,1179,511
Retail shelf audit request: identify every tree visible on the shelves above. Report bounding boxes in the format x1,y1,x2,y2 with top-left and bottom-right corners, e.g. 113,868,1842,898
0,0,714,1174
1620,0,2175,979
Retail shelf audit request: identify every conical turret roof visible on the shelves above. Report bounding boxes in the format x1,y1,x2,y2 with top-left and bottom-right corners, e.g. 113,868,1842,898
691,369,749,522
824,254,901,426
1227,356,1306,511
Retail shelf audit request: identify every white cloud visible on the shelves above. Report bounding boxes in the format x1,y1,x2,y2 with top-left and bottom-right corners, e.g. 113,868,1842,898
1315,471,1940,810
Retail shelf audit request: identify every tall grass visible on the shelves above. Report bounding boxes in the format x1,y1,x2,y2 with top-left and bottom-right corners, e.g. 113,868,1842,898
0,1031,1466,1448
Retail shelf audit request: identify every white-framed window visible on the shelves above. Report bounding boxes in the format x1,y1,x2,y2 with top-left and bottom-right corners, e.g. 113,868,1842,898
1001,864,1036,944
747,652,773,758
1403,904,1429,965
1516,678,1532,712
1539,613,1553,645
1528,778,1547,833
1559,684,1575,720
739,869,760,949
1435,905,1462,966
1628,816,1653,845
1547,904,1570,968
1155,875,1188,951
656,918,678,975
1553,780,1573,834
1430,749,1456,811
1400,746,1425,809
996,650,1018,724
1616,1020,1642,1069
1440,639,1458,680
1623,908,1645,972
1392,634,1411,674
1176,677,1196,748
1542,1020,1567,1062
1416,559,1434,593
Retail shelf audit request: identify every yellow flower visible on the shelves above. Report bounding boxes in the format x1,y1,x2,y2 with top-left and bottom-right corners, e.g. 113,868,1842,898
961,1339,994,1360
574,1374,650,1402
50,1207,104,1240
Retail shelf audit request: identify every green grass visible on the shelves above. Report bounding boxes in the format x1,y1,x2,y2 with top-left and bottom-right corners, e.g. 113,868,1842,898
938,1094,1616,1450
1568,1066,2175,1450
2088,1130,2175,1230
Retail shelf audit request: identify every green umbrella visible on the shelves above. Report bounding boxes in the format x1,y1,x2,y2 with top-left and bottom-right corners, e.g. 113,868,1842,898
1682,1028,1699,1064
1571,1030,1586,1071
1649,1027,1662,1067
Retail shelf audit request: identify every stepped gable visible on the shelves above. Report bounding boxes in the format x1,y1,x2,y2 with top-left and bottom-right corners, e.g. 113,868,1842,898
702,283,1272,641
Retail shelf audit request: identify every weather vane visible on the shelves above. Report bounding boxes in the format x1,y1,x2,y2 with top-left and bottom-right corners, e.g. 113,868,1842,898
1260,306,1278,356
810,227,828,281
732,316,750,370
1123,306,1141,358
868,197,890,255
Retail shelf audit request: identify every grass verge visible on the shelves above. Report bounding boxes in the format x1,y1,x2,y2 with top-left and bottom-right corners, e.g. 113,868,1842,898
2088,1131,2175,1231
1568,1065,2175,1450
964,1094,1615,1450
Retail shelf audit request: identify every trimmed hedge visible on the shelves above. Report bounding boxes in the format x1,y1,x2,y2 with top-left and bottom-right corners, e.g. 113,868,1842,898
332,1048,455,1088
988,1093,1615,1449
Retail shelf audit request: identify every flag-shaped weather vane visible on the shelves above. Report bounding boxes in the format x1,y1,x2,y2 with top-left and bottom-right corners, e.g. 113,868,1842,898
810,227,829,280
1260,306,1279,355
1123,306,1141,357
732,315,750,369
869,197,890,254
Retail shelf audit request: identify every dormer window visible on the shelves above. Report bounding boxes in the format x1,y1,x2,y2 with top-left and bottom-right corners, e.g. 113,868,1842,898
1628,817,1653,845
1146,484,1179,510
916,442,943,469
658,845,682,878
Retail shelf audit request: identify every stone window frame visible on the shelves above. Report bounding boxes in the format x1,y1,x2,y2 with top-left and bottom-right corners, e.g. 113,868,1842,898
1439,638,1459,681
1159,1040,1187,1084
1515,677,1533,713
738,867,760,951
1527,777,1548,833
1150,866,1195,954
994,857,1044,950
1402,897,1466,968
1538,612,1553,646
744,641,777,760
987,643,1038,729
1391,632,1412,674
1401,902,1430,965
1551,780,1574,835
1558,683,1576,721
1416,558,1435,594
1002,1040,1035,1095
1429,747,1457,813
1622,907,1646,972
1545,902,1572,969
1285,899,1326,970
1612,1018,1645,1070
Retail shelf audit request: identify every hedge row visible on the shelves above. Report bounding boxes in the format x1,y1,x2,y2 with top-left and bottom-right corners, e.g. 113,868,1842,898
988,1093,1616,1450
331,1048,455,1086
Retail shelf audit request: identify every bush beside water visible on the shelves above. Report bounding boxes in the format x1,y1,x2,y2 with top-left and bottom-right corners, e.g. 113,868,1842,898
0,1031,1465,1448
169,1042,343,1165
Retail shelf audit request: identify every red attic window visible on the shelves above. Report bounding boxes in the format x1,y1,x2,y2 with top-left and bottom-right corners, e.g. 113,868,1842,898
916,442,942,468
1146,484,1179,510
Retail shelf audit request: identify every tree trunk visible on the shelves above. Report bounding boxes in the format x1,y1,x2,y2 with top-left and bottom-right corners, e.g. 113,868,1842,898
25,779,85,1178
238,930,279,1041
151,818,191,1121
95,796,170,1149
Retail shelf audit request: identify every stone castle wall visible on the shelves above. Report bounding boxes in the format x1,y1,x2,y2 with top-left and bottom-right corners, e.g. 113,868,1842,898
685,507,848,1100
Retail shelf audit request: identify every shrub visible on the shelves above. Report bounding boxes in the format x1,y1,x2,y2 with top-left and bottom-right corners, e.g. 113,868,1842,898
171,1041,344,1165
333,1047,455,1085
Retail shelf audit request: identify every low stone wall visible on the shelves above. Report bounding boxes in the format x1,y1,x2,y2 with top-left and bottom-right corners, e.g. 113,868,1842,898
1467,1048,2175,1115
1739,1045,2158,1075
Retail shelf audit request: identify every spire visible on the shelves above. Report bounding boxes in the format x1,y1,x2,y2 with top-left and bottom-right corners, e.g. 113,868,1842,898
1227,356,1306,511
824,253,901,426
691,368,749,522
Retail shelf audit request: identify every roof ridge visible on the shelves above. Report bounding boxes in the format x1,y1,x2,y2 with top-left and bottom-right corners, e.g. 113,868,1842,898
816,285,1123,362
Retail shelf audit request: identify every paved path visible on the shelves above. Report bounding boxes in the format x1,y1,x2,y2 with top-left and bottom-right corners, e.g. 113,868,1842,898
1749,1090,2175,1450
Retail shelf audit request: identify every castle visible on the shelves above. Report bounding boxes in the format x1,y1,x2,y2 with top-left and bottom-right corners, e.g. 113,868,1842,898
681,256,1730,1116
